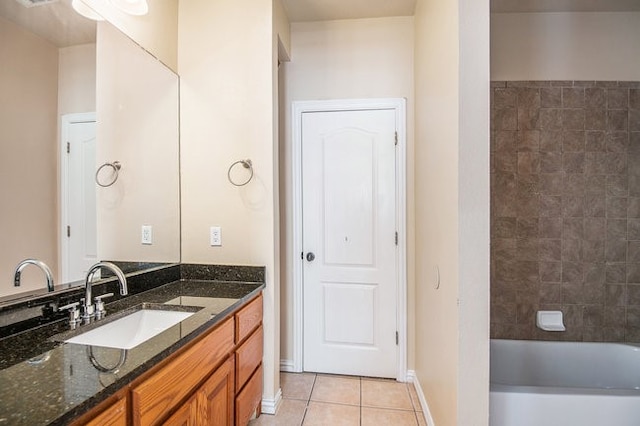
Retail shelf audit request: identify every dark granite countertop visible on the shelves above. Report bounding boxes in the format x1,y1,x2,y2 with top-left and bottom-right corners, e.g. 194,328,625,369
0,278,264,425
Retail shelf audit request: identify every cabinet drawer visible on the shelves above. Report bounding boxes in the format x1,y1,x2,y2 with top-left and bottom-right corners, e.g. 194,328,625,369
132,318,235,426
235,364,263,426
235,325,263,391
235,294,262,343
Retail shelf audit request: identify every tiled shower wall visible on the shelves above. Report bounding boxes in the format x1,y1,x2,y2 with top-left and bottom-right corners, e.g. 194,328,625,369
490,81,640,342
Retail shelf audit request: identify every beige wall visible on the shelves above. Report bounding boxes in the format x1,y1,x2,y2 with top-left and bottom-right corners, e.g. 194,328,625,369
414,0,489,423
58,44,96,117
178,0,290,406
279,16,415,367
0,16,59,296
82,0,178,71
491,12,640,81
96,22,180,263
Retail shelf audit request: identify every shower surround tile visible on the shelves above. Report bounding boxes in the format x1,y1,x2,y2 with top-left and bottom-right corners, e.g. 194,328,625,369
491,80,640,343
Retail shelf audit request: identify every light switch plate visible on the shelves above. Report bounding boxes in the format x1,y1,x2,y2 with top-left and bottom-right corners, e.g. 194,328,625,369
210,226,221,246
142,225,153,245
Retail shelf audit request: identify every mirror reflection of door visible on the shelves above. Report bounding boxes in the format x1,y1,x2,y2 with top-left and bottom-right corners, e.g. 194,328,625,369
61,113,97,283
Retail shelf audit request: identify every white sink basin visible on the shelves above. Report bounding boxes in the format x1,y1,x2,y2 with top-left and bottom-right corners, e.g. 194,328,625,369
65,309,194,350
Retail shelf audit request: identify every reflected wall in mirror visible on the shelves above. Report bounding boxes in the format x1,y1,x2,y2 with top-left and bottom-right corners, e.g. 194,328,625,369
96,21,180,266
0,0,179,299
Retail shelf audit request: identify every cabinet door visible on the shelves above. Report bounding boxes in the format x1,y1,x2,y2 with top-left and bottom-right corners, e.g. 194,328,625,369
162,396,197,426
86,398,127,426
197,357,235,426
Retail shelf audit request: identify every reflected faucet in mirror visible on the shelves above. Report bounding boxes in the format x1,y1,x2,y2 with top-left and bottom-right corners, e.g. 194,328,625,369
13,259,54,292
82,262,128,322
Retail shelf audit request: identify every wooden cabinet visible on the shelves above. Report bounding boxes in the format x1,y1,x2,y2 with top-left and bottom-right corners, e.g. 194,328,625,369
235,364,263,426
235,295,263,343
162,396,196,426
196,357,235,426
84,397,127,426
234,295,263,425
164,357,234,426
80,293,263,426
132,318,235,425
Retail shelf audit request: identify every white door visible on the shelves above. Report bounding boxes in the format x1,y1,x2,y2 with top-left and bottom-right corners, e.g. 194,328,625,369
62,115,97,282
302,108,398,378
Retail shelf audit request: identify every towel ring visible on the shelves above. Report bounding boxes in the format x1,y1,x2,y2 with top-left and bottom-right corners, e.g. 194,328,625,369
227,159,253,186
95,161,121,187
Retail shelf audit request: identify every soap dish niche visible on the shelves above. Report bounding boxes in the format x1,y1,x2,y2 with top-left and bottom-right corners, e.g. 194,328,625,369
536,310,566,332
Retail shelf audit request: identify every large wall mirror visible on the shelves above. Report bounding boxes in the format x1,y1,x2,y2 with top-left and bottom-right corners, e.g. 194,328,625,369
0,0,180,300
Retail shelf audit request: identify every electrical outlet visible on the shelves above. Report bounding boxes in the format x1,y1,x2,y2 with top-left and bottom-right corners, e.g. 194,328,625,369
210,226,221,246
142,225,153,245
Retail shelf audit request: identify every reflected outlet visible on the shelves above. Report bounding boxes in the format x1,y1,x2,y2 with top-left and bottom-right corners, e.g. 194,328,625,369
210,226,222,246
142,225,153,245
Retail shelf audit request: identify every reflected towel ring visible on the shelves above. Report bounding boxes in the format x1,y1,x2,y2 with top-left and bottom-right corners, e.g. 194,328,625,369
95,161,121,187
227,159,253,186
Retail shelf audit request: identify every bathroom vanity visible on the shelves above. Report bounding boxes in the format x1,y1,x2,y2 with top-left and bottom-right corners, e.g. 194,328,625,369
0,264,265,426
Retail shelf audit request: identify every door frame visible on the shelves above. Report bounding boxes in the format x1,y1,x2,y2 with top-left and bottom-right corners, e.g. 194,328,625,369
60,112,96,283
291,98,407,381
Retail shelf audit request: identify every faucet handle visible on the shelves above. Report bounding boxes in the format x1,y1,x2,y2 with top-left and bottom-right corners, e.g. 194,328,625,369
94,293,114,319
59,302,80,328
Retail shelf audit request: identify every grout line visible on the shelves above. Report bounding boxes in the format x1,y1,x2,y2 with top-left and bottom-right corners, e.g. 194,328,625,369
308,373,317,404
359,377,362,426
300,374,316,426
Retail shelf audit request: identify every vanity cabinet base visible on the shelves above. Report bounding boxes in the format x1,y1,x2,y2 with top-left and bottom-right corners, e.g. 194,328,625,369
80,293,264,426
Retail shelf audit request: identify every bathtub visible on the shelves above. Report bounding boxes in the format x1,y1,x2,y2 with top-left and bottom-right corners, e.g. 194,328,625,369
490,339,640,426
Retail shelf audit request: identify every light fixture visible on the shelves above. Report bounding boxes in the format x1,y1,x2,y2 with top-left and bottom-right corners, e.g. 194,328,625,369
71,0,104,21
108,0,148,16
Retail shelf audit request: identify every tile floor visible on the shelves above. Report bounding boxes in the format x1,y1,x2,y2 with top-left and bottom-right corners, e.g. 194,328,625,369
249,372,427,426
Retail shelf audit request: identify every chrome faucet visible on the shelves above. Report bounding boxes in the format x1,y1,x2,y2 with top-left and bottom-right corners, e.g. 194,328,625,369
13,259,54,292
82,262,128,321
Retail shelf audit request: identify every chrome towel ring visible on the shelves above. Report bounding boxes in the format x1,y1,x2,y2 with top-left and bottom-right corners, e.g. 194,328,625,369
95,161,122,187
227,159,254,186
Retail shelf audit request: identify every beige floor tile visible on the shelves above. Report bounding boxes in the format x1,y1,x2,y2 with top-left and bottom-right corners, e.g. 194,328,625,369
408,382,423,412
309,375,360,406
302,402,360,426
417,411,428,426
248,399,307,426
361,407,418,426
361,379,413,410
281,372,316,400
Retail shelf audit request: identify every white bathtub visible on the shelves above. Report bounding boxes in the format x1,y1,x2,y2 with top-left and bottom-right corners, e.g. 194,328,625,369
490,339,640,426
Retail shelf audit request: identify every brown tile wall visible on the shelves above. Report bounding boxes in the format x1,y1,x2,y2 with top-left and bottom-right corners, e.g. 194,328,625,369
490,80,640,342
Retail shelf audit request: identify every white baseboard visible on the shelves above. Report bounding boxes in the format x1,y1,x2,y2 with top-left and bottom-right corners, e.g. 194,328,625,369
407,370,436,426
261,388,282,415
280,359,295,372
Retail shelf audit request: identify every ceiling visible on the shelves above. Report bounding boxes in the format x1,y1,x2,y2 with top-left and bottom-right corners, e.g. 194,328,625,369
2,0,638,44
281,0,417,22
281,0,640,22
0,0,96,47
